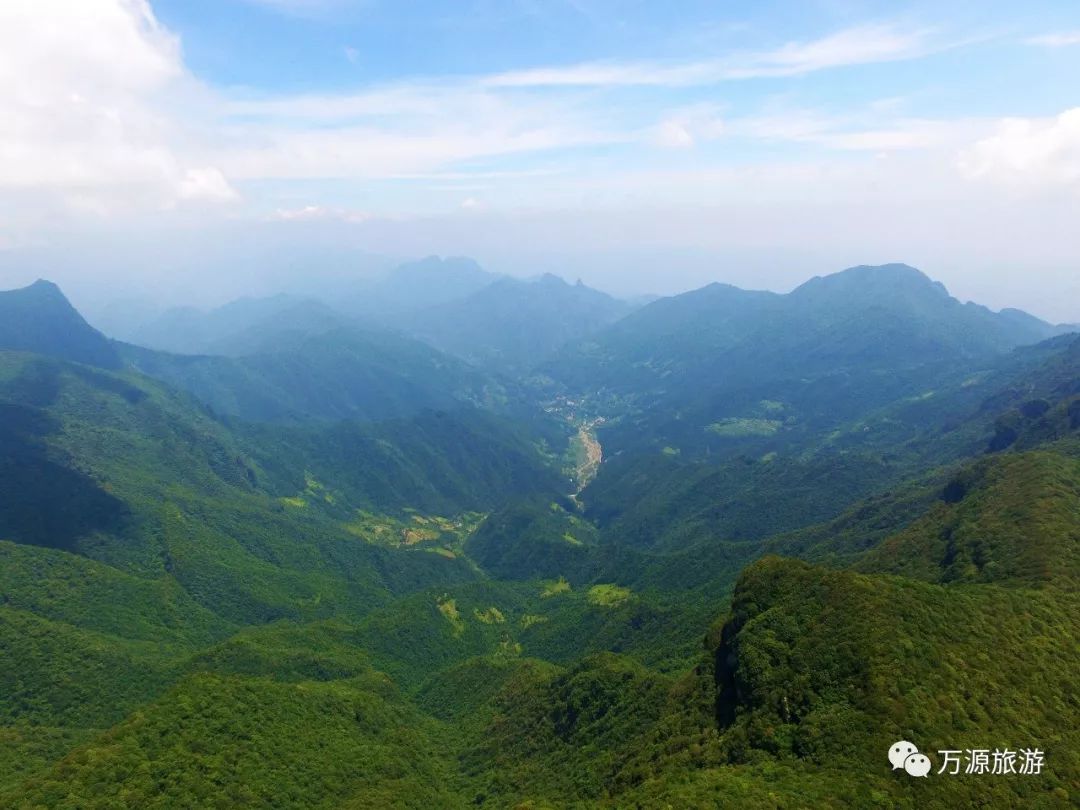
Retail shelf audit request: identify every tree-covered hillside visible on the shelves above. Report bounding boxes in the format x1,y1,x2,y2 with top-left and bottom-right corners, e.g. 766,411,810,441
1,272,1078,808
544,264,1073,459
0,280,122,370
120,327,507,424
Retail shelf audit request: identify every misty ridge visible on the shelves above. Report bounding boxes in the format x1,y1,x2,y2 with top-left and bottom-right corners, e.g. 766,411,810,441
6,258,1076,435
1,251,1080,808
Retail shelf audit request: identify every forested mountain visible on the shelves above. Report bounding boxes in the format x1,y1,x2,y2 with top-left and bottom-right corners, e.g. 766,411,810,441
1,270,1078,808
119,327,506,424
554,264,1065,393
124,295,352,356
403,273,636,372
105,257,636,386
0,280,122,369
0,348,558,559
111,256,497,357
546,263,1074,458
3,279,508,425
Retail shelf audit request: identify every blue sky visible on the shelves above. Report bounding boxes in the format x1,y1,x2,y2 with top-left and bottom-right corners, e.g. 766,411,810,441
0,0,1079,318
153,1,1074,100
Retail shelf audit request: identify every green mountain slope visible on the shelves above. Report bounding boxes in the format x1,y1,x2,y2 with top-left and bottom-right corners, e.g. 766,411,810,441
0,347,558,578
434,437,1080,807
0,279,517,427
2,272,1079,808
0,340,570,800
244,408,565,518
120,327,504,424
0,280,122,369
6,672,463,809
546,264,1069,458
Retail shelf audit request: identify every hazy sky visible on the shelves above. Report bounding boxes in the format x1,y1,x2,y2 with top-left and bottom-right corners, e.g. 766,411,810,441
1,0,1079,319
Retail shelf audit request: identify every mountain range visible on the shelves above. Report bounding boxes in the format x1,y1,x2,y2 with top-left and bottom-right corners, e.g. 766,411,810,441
402,273,635,372
113,258,637,375
546,263,1074,457
0,263,1077,808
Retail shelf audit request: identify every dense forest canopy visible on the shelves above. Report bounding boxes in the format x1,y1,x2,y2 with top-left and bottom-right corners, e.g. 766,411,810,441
0,264,1077,808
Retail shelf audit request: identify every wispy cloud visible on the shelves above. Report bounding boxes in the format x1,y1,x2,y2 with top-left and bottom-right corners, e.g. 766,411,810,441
1024,31,1080,48
651,105,725,149
0,0,1043,232
724,24,939,79
273,204,371,222
731,111,974,152
218,80,627,181
211,23,954,180
484,24,938,88
217,124,619,181
240,0,367,18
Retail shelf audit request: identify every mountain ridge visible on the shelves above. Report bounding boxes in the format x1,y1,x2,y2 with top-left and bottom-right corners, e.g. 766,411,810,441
544,263,1072,458
0,280,123,369
2,266,1079,807
402,272,636,372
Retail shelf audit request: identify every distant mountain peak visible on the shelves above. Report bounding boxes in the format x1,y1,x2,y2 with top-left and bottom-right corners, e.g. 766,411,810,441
536,272,569,286
0,279,122,369
792,263,950,301
817,262,934,284
850,262,924,275
27,278,63,292
21,278,76,305
6,278,77,308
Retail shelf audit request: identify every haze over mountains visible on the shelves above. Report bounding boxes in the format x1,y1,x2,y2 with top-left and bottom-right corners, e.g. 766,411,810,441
1,260,1078,807
0,280,123,370
105,257,632,370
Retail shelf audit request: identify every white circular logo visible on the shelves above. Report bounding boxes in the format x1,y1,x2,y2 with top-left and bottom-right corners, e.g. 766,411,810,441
889,740,918,770
904,753,932,777
889,741,932,777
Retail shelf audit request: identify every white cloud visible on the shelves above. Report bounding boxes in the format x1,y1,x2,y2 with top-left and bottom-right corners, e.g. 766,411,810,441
726,24,937,79
215,79,628,181
731,111,971,153
0,7,957,215
274,205,371,223
959,108,1080,188
485,24,936,88
0,0,237,211
652,106,725,149
654,121,696,149
0,0,1070,289
217,123,616,181
178,168,241,202
1024,31,1080,48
